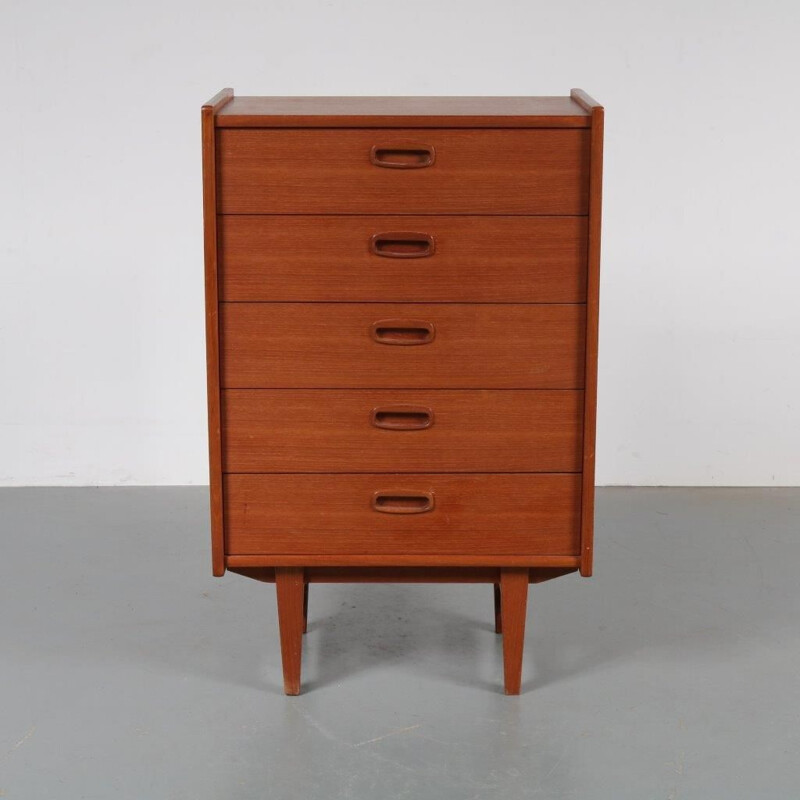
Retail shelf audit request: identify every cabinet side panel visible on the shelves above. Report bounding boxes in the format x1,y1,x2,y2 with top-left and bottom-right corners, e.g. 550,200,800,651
202,97,230,576
580,104,604,577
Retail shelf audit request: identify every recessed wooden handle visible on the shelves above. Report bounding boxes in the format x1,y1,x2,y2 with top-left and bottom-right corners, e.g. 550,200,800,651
370,232,435,258
370,143,435,169
370,405,434,430
372,490,435,514
370,319,435,346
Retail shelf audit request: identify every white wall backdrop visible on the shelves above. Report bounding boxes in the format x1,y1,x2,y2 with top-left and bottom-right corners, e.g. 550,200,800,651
3,0,799,486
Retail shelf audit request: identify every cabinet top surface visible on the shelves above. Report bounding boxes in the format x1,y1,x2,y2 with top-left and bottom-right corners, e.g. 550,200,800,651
211,95,595,128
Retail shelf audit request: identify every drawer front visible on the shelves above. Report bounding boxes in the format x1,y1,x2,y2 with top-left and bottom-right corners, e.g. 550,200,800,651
222,389,583,473
219,216,588,302
216,129,589,215
220,303,585,389
224,474,581,555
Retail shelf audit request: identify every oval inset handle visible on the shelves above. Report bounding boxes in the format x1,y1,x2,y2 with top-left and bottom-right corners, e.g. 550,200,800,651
371,405,434,431
370,143,435,169
370,232,435,259
372,490,435,514
370,319,435,346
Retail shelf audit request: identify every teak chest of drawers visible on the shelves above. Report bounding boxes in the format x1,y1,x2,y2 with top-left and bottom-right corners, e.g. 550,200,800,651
202,90,604,695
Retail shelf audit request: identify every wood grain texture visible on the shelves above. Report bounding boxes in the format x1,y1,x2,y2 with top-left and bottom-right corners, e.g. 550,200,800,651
204,89,604,693
222,389,583,473
569,89,600,114
500,567,529,694
572,90,604,577
224,473,581,556
215,96,591,128
275,567,305,694
220,303,586,389
229,566,576,583
226,554,582,568
216,129,590,215
201,88,233,577
218,215,588,302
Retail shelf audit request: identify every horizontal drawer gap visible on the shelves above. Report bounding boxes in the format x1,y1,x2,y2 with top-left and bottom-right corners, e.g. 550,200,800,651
228,553,580,558
220,386,586,391
215,124,592,130
221,386,583,393
216,213,590,218
227,551,581,555
222,471,583,475
218,301,589,307
217,212,590,218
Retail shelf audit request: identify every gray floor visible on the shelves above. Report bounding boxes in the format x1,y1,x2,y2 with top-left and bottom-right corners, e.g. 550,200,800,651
1,488,799,799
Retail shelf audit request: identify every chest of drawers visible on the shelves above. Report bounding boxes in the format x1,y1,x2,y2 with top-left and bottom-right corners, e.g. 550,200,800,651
202,90,604,695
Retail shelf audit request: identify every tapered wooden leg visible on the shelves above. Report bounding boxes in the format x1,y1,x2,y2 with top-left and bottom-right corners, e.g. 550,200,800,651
500,567,529,695
275,567,305,695
493,583,502,634
303,581,309,634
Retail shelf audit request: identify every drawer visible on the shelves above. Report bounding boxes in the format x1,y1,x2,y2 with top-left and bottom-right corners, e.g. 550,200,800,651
222,389,583,473
220,303,585,389
216,129,589,215
224,474,581,555
219,216,588,302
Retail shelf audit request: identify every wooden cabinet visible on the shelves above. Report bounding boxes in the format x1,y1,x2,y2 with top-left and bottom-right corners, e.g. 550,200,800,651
202,90,604,695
